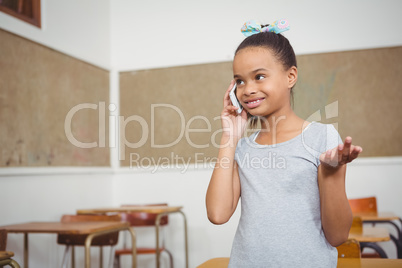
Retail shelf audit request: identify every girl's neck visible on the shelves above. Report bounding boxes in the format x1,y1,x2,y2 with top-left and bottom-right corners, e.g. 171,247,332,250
256,109,307,145
260,107,303,132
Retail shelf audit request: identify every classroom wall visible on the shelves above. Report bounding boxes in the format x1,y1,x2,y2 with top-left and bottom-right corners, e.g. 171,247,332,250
110,0,402,71
1,0,402,267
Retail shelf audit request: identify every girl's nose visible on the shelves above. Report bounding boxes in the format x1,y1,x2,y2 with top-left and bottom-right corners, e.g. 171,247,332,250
243,85,257,96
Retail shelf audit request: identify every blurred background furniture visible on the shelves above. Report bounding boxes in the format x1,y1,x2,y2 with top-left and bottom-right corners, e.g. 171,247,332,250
196,258,229,268
0,229,21,268
337,238,361,258
77,204,188,268
114,203,173,268
197,257,402,268
0,220,134,268
57,214,121,268
349,196,402,258
348,216,389,258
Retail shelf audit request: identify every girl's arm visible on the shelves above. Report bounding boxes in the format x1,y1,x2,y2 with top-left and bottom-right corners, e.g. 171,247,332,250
318,136,363,247
206,135,241,224
206,81,247,225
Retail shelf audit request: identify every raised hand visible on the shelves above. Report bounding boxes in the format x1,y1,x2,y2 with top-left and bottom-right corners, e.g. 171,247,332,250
221,80,248,141
319,136,363,169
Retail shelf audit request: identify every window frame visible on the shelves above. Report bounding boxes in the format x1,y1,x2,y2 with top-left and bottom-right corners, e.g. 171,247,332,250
0,0,41,28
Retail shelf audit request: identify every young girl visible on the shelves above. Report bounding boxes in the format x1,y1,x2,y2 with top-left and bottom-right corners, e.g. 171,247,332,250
206,19,363,267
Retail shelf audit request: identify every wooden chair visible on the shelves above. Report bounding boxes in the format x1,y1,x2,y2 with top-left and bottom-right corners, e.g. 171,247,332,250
0,229,21,268
114,203,173,268
348,198,386,258
337,239,361,258
57,214,121,268
196,257,230,268
349,196,377,214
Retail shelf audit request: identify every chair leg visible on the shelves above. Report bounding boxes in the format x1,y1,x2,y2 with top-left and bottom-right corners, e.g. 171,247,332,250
163,249,174,268
71,246,75,268
108,246,116,268
61,246,71,268
100,247,103,268
9,259,21,268
361,242,389,258
113,254,120,268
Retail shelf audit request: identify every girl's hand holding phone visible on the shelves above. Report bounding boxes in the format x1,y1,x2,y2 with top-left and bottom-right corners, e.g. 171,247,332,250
221,80,248,141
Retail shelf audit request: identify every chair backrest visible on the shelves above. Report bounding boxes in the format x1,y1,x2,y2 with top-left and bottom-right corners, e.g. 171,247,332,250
350,216,363,233
0,229,7,251
57,214,121,246
121,203,169,227
337,239,361,258
348,196,377,214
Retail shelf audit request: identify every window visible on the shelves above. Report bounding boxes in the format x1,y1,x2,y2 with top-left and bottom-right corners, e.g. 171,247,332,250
0,0,41,28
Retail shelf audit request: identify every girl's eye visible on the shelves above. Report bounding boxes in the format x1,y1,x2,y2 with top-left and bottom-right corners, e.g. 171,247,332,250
256,74,265,80
236,79,244,85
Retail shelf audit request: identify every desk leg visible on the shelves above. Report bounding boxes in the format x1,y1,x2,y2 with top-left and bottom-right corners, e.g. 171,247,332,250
127,227,137,268
24,233,28,268
178,210,189,268
155,211,188,268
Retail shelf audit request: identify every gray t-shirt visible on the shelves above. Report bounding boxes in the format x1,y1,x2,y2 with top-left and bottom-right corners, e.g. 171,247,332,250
229,122,342,268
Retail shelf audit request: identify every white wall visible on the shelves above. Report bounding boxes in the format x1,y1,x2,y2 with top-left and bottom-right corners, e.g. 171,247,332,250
0,170,114,267
111,0,402,71
0,0,111,69
1,0,402,267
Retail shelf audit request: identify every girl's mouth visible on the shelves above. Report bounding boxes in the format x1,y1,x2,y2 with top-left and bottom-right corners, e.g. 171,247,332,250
244,98,265,109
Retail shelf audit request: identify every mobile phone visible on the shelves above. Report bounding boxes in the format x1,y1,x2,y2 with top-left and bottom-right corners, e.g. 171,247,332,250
229,83,243,114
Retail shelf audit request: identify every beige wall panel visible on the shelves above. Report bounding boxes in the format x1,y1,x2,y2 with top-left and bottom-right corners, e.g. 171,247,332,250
120,63,232,166
0,29,110,167
295,47,402,157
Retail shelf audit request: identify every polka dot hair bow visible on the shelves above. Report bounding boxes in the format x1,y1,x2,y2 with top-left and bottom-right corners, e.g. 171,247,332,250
241,19,290,37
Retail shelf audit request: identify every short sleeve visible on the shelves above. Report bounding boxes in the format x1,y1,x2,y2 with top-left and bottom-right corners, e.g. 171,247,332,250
323,124,343,152
301,122,343,166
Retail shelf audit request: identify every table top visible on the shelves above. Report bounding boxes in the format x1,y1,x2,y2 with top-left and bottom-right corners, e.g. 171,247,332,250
0,221,129,234
77,206,183,215
196,258,402,268
337,258,402,268
353,212,400,221
348,226,390,242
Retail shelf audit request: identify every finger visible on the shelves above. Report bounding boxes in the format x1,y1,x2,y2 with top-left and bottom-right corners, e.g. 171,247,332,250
223,105,239,116
340,137,352,164
223,80,236,106
348,146,363,162
325,149,336,167
337,144,344,163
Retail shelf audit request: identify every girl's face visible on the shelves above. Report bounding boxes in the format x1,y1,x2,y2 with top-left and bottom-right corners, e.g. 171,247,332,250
233,47,297,118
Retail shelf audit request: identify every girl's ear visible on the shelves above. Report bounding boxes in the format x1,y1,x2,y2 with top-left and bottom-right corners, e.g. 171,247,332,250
287,66,298,89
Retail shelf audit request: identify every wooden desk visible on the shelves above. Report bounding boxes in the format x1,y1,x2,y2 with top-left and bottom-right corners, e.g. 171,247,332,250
355,212,400,222
196,258,402,268
348,224,390,258
196,257,229,268
0,221,136,268
349,226,390,242
354,212,402,258
77,206,188,268
337,258,402,267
